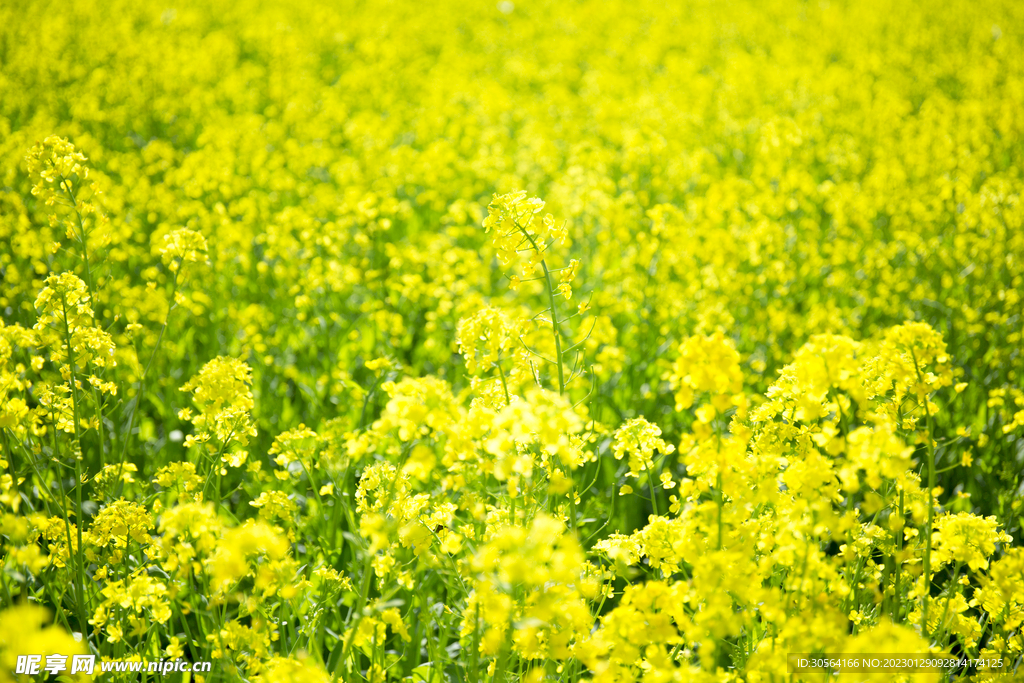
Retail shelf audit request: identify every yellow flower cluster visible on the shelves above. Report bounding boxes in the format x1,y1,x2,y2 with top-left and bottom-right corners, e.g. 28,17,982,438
462,514,597,663
0,0,1022,680
0,605,86,680
179,356,257,465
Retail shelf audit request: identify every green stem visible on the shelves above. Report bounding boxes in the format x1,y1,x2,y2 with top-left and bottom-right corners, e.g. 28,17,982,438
893,489,905,621
58,294,91,650
496,359,511,406
514,225,565,395
58,174,96,301
337,547,376,678
933,561,962,646
911,350,936,638
716,472,724,551
539,260,566,395
649,467,660,519
117,268,180,484
91,385,106,469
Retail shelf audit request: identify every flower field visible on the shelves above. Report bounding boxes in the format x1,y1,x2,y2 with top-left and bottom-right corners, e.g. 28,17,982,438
2,0,1024,680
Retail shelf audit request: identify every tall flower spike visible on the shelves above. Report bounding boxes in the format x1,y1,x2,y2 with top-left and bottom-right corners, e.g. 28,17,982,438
159,228,209,273
26,136,89,205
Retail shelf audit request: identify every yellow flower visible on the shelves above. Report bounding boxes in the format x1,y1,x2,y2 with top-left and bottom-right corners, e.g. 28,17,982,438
159,228,209,272
932,512,1012,571
166,636,185,659
612,417,675,477
180,356,257,454
252,656,331,683
364,357,392,372
669,332,743,411
0,604,85,673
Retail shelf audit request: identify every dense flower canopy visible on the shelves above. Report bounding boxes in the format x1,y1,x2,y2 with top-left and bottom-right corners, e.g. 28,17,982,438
1,0,1023,681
